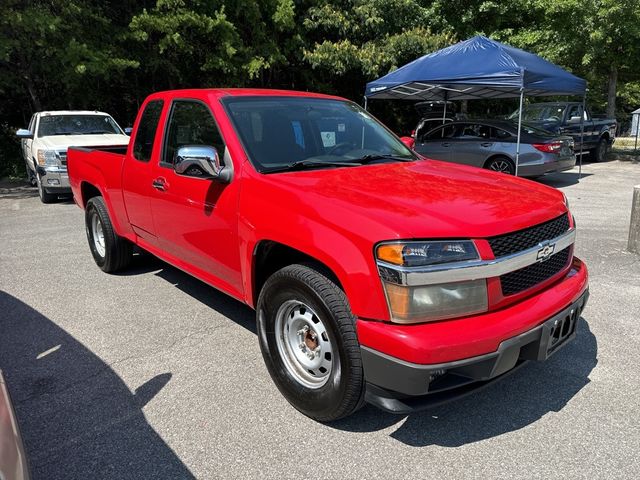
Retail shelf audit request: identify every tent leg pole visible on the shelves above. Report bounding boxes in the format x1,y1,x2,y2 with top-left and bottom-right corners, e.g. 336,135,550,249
442,92,448,124
515,89,524,177
579,93,586,181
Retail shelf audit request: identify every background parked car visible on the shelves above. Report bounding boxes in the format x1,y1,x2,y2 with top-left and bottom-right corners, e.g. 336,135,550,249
414,119,575,177
507,102,616,162
16,111,130,203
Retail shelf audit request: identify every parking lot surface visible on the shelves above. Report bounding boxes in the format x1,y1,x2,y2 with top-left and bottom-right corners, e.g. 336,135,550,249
1,160,639,479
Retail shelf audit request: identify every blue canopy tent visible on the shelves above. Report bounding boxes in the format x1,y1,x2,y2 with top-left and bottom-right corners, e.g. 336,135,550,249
365,36,587,176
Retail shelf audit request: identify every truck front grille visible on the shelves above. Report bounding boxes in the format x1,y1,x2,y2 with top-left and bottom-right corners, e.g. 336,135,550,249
488,214,570,258
500,247,571,296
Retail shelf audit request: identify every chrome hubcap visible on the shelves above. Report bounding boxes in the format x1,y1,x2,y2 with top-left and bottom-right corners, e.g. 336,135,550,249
490,160,512,174
91,214,106,257
275,300,333,388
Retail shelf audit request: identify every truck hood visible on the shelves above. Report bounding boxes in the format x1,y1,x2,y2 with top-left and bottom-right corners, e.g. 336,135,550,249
274,159,567,239
37,134,130,150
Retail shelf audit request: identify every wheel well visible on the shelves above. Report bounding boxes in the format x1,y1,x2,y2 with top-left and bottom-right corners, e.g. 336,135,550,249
483,154,514,169
252,241,342,305
599,132,610,142
81,182,101,206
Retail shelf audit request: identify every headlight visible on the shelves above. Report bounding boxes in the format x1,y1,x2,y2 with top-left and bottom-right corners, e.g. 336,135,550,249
37,149,58,166
376,240,479,267
382,280,488,323
377,240,488,323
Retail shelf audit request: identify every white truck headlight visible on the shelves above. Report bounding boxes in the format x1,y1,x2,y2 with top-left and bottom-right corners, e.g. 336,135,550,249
37,149,58,166
377,240,488,323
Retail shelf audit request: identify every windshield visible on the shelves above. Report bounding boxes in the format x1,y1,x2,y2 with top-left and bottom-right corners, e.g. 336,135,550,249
38,115,123,137
222,97,415,173
509,105,566,123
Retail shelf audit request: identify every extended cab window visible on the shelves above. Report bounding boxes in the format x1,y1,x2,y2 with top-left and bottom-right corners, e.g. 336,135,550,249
133,100,164,162
163,100,226,166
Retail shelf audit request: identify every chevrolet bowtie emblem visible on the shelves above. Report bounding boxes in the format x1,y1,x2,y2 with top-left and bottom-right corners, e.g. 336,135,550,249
536,243,556,261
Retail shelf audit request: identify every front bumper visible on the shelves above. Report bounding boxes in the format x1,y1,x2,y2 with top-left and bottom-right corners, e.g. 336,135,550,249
519,154,576,177
36,166,71,193
363,289,588,413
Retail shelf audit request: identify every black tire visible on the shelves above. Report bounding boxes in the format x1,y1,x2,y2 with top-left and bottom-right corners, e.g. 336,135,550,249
592,137,609,163
36,173,57,203
85,196,132,272
257,264,365,422
25,161,37,187
485,156,515,175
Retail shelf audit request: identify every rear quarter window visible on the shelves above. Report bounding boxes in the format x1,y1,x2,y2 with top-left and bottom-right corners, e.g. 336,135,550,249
133,100,164,162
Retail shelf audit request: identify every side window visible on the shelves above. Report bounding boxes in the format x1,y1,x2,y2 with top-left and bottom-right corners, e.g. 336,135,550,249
455,124,491,139
567,105,581,119
423,124,456,141
492,128,512,140
163,101,226,166
133,100,164,162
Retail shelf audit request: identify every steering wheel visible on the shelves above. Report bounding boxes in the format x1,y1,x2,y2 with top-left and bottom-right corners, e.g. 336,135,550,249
327,142,354,156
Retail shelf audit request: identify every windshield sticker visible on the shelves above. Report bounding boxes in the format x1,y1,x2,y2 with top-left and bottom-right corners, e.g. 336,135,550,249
321,131,336,147
338,123,346,132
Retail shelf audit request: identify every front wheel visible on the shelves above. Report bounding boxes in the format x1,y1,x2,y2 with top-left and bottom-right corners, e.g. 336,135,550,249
592,138,609,162
85,196,132,272
257,264,365,421
36,173,57,203
485,156,515,175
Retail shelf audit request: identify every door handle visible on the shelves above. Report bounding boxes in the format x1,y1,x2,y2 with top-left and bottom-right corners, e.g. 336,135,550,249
152,178,167,191
480,142,493,147
442,142,451,147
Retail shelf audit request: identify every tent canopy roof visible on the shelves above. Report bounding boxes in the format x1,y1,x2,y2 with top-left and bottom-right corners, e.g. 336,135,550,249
365,36,586,101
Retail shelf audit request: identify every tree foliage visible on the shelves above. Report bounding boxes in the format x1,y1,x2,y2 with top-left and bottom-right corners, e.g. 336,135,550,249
1,0,639,177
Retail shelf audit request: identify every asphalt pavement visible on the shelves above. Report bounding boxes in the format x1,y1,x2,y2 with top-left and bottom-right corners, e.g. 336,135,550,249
1,160,639,479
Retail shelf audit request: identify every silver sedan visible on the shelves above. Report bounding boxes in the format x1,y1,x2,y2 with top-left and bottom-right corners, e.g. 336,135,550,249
414,120,575,177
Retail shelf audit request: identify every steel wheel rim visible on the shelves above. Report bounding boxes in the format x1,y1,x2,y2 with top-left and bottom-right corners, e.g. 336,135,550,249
274,300,333,389
490,159,512,174
91,214,106,257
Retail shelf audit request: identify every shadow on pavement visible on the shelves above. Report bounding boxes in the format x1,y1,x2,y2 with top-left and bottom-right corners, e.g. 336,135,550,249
0,291,195,480
330,317,597,446
536,171,593,188
117,254,256,335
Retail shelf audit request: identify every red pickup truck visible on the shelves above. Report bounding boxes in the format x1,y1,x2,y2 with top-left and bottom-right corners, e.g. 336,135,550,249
68,89,589,421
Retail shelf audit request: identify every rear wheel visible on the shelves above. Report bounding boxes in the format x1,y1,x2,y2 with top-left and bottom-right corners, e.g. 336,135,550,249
85,196,132,272
592,137,609,162
485,156,515,175
257,264,365,422
36,173,57,203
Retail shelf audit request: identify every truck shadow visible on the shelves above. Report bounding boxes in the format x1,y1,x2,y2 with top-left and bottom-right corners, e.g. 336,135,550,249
330,317,597,447
0,291,195,480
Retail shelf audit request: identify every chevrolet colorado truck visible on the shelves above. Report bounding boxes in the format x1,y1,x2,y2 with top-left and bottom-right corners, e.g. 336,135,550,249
509,102,616,162
68,89,589,421
16,111,130,203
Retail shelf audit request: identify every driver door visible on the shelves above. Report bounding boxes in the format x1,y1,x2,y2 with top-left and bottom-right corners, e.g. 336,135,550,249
150,99,243,296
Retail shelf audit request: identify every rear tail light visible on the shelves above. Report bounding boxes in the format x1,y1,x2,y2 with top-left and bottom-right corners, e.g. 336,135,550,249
533,142,562,153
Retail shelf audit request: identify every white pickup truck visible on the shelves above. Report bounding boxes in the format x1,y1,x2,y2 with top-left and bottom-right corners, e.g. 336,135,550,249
16,111,130,203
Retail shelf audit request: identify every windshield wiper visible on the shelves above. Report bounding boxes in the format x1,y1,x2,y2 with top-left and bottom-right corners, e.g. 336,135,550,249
262,160,361,174
352,154,415,164
84,130,114,134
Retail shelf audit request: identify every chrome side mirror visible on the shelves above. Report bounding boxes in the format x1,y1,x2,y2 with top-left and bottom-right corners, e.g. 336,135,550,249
174,145,231,183
16,128,33,139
